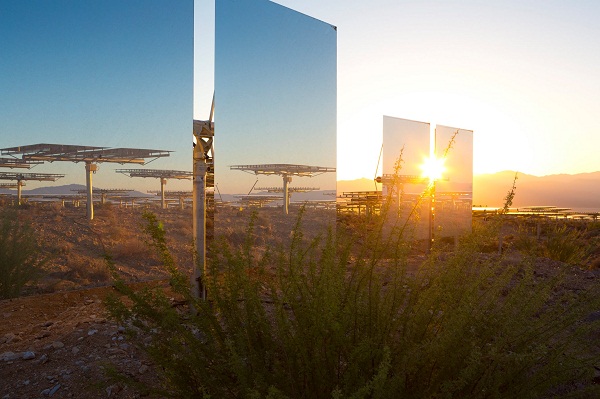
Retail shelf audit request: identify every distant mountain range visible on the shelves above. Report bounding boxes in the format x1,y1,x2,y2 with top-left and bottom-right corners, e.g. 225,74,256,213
337,171,600,210
215,190,336,203
4,173,599,210
473,171,600,210
0,184,151,198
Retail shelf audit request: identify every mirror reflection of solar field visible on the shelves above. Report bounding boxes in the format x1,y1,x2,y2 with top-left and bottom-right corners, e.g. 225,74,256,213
214,0,337,244
382,116,431,241
434,125,474,239
0,1,193,291
0,1,192,215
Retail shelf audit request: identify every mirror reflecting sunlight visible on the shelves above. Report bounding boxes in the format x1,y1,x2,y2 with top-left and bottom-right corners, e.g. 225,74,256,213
420,155,446,183
380,116,431,241
435,125,474,238
376,117,473,246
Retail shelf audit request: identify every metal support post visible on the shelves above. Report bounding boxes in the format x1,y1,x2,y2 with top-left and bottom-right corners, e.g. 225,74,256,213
283,175,292,214
192,144,207,300
192,100,214,301
160,178,167,209
428,181,436,253
17,180,23,206
85,162,97,220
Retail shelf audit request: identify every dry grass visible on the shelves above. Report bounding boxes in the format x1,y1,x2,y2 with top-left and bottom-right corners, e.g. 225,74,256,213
111,237,151,260
589,257,600,270
166,216,192,237
0,203,192,294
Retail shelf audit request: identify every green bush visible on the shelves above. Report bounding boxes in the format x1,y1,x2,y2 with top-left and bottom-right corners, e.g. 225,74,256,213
0,209,46,298
511,221,540,253
543,224,589,265
106,210,600,398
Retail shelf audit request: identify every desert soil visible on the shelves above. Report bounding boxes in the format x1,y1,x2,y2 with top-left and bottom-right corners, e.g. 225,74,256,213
1,202,190,398
2,202,600,397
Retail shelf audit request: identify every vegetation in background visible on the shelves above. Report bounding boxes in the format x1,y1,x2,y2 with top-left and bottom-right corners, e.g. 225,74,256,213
0,209,46,299
543,223,591,264
106,204,600,398
501,173,518,214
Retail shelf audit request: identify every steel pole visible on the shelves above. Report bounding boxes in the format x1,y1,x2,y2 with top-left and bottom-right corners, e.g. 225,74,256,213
428,181,436,253
85,162,94,220
160,178,167,209
192,144,207,300
17,180,23,206
283,175,291,215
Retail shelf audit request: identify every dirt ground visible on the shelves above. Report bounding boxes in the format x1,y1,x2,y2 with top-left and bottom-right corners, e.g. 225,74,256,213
0,202,189,398
0,283,168,398
11,202,193,295
2,202,600,397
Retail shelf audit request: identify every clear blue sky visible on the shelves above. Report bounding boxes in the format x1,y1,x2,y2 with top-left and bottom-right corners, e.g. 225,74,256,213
1,0,193,191
196,0,600,179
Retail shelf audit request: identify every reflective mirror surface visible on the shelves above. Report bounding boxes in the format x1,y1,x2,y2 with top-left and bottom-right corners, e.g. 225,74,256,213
215,0,337,244
383,117,430,178
0,1,193,293
435,125,474,237
382,116,430,240
0,0,193,192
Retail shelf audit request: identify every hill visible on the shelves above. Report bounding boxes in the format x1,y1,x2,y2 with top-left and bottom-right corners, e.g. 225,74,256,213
474,171,600,210
0,184,151,198
337,172,600,211
4,173,600,210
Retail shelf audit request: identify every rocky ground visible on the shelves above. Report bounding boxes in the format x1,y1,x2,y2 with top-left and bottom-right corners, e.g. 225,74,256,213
0,284,166,398
0,202,190,398
11,202,193,295
2,202,600,397
0,202,337,398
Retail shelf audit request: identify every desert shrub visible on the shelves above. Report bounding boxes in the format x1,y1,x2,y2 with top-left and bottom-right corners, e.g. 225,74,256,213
0,209,46,298
111,237,151,260
55,241,74,256
68,258,111,286
168,217,193,237
511,221,541,253
543,224,589,265
60,254,111,285
589,257,600,270
105,209,600,398
47,201,64,213
584,221,600,238
85,258,112,283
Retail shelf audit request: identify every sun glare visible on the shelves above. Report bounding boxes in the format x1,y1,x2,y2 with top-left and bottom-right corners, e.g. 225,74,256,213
420,156,445,182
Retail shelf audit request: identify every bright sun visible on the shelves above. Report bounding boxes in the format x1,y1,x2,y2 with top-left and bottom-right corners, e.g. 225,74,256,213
420,156,446,182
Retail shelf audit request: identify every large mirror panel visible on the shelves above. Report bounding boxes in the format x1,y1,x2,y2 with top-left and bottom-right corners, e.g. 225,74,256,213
434,125,474,238
1,1,192,191
382,116,430,240
0,1,193,292
215,0,337,246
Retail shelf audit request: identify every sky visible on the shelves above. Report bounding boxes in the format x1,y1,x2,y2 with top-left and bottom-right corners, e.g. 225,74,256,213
1,0,193,191
195,0,600,180
2,0,597,193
